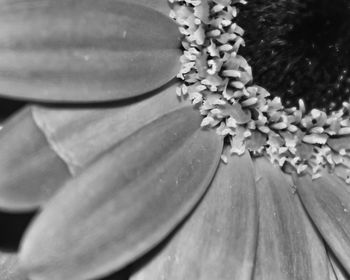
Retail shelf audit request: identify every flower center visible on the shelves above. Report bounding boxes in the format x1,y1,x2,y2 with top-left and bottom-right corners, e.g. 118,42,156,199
238,0,350,112
171,0,350,184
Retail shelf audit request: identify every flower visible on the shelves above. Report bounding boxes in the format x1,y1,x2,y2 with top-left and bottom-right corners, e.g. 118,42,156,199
0,0,349,280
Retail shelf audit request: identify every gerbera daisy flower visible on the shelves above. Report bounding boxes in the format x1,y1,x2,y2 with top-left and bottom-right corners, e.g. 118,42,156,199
0,0,349,280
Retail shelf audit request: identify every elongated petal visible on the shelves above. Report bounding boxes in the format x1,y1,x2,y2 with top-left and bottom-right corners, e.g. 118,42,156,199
253,157,329,280
329,260,337,280
32,83,187,173
0,107,70,212
0,84,186,211
328,252,350,280
296,172,350,274
19,106,223,280
0,252,26,280
132,152,258,280
0,0,181,102
129,0,170,16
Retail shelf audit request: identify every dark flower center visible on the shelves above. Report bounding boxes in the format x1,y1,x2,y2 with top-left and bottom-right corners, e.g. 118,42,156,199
238,0,350,112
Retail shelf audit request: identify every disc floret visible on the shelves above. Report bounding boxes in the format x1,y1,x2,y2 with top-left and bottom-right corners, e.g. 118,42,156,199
171,0,350,183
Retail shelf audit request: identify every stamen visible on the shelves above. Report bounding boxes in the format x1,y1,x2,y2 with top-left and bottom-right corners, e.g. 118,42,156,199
170,0,350,184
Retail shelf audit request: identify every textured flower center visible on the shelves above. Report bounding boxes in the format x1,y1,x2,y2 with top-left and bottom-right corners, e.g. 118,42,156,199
171,0,350,184
238,0,350,112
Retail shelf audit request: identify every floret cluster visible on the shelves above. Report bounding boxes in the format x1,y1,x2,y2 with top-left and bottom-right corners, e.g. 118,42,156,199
170,0,350,184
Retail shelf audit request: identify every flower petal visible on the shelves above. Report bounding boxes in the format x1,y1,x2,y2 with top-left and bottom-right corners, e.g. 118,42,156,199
296,171,350,275
0,252,26,280
0,107,70,212
131,152,258,280
31,83,187,173
328,252,349,280
329,260,337,280
19,106,223,280
0,0,181,102
0,83,186,211
253,157,329,280
128,0,170,16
